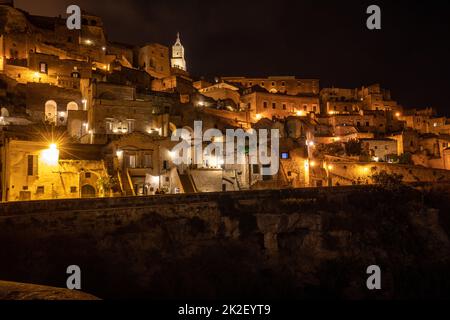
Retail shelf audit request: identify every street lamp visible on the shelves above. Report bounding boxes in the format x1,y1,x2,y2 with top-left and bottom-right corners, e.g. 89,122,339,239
42,143,59,166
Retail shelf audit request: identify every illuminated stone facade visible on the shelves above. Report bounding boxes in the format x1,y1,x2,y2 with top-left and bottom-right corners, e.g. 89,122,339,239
1,139,108,201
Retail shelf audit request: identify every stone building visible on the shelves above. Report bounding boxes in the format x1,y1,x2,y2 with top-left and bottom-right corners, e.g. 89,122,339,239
358,84,401,112
360,138,398,161
79,82,175,144
198,81,241,106
222,76,319,96
327,111,388,134
321,85,402,114
241,86,320,122
139,43,171,79
1,138,108,201
103,132,181,196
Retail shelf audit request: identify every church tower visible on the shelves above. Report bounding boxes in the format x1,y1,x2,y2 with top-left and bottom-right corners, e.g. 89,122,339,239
171,32,187,72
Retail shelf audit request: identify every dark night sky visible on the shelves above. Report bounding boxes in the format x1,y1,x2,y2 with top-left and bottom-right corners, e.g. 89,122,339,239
14,0,450,115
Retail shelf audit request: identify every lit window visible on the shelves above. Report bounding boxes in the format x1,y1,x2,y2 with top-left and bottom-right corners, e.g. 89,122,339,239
39,62,48,74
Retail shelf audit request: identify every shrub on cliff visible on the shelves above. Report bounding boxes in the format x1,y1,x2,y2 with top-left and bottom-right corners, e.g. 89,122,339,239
371,170,404,191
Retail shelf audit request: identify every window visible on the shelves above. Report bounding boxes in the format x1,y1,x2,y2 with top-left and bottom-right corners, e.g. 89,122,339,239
27,155,38,176
143,154,152,168
263,101,268,109
36,186,45,194
272,82,275,86
281,82,285,87
252,164,260,174
272,102,276,109
303,105,307,111
357,122,361,127
282,103,287,110
85,172,91,179
70,187,78,193
127,120,135,133
71,72,80,78
39,62,48,74
128,155,136,168
366,122,370,126
68,36,73,43
261,82,265,87
313,106,317,112
105,119,114,133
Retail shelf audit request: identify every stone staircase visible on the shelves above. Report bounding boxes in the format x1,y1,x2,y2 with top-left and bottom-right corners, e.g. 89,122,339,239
178,170,197,193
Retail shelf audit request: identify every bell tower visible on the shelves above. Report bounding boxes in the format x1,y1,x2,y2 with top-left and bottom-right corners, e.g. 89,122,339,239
171,32,187,72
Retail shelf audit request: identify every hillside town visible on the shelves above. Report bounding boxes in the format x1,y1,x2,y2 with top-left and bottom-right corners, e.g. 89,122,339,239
1,1,450,202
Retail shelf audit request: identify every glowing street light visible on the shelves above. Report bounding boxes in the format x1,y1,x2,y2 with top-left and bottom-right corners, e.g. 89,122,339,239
42,143,59,166
255,114,262,121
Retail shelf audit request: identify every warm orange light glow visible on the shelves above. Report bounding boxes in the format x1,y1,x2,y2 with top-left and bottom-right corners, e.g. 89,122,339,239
256,114,262,121
395,112,401,117
42,143,59,166
310,161,316,167
327,165,334,171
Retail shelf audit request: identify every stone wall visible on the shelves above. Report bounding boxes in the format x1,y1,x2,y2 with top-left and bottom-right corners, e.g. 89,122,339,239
0,186,449,299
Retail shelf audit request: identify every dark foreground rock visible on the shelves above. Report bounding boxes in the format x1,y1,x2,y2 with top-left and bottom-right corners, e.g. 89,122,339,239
0,185,449,299
0,281,99,300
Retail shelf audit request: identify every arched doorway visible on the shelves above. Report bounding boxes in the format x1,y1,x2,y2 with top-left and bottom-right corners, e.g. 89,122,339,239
67,101,79,112
45,100,57,124
81,184,96,198
1,107,9,117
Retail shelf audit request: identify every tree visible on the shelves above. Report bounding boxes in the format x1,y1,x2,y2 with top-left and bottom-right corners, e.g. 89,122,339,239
314,142,345,158
97,176,119,196
398,153,413,165
371,170,404,190
345,139,362,156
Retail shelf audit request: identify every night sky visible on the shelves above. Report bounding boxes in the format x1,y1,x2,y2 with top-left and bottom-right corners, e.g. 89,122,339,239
14,0,450,115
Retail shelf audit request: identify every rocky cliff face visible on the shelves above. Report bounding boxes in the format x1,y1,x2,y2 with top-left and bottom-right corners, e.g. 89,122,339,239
0,186,449,299
0,281,99,300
